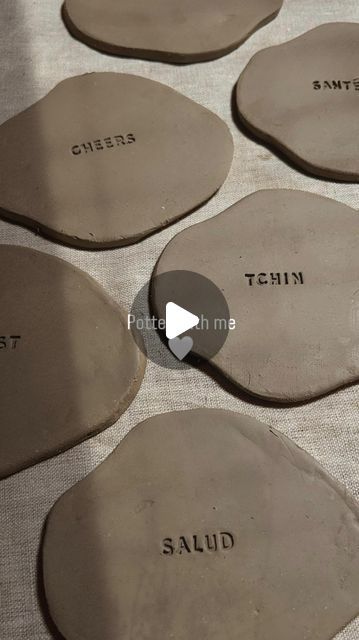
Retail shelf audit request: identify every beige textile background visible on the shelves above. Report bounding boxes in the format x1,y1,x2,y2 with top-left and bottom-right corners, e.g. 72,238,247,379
0,1,358,638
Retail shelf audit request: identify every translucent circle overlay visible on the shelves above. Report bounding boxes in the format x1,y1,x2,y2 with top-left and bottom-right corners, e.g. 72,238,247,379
129,270,230,370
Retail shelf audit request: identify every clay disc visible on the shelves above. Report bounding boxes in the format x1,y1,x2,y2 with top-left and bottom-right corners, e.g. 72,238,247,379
153,189,359,402
236,23,359,181
63,0,284,63
0,245,145,479
0,73,233,248
43,409,359,640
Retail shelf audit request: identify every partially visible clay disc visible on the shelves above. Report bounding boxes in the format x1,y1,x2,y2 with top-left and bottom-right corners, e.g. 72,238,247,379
0,245,145,479
0,73,233,248
43,409,359,640
153,190,359,402
236,23,359,181
63,0,284,63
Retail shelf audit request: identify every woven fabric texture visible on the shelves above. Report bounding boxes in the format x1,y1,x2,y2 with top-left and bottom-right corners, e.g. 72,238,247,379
0,0,358,638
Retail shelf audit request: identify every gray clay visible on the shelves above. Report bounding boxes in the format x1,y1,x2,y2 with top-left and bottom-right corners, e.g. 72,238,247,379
0,73,233,248
153,189,359,402
236,23,359,181
0,245,145,479
43,409,359,640
63,0,284,63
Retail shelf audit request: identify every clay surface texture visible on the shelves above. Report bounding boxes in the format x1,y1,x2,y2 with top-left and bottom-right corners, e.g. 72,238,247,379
43,409,359,640
236,23,359,181
153,190,359,402
0,245,145,479
63,0,283,63
0,73,233,247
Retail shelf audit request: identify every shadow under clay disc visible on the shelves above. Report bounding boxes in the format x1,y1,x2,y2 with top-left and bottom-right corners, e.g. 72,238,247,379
0,73,233,248
63,0,284,63
43,409,359,640
153,189,359,403
0,245,145,479
236,23,359,181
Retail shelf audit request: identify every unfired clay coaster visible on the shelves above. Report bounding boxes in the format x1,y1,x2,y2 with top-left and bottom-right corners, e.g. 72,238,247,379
236,23,359,181
0,73,233,248
63,0,284,63
0,246,145,479
153,190,359,402
43,409,359,640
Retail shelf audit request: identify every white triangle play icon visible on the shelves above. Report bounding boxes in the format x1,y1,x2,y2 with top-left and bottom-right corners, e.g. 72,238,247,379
165,302,200,340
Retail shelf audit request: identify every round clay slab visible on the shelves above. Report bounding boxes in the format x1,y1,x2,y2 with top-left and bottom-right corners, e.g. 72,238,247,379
0,246,145,479
63,0,284,63
236,23,359,181
0,73,233,248
153,190,359,402
43,409,359,640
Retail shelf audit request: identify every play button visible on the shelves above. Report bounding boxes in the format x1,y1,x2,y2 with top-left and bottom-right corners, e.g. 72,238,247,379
165,302,199,340
129,270,231,370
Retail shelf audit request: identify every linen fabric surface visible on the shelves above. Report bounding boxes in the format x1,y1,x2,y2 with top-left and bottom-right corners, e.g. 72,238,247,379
0,1,358,638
